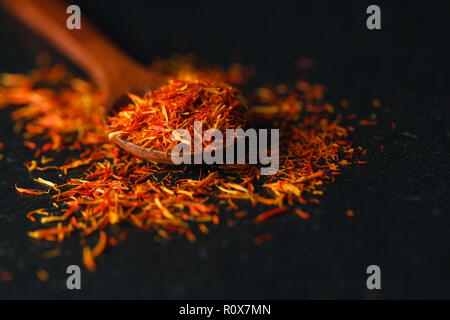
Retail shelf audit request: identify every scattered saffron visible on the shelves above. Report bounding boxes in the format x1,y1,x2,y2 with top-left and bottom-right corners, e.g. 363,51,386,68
0,57,371,271
36,269,50,282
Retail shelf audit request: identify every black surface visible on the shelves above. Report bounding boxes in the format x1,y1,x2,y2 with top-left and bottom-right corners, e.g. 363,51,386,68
0,1,449,299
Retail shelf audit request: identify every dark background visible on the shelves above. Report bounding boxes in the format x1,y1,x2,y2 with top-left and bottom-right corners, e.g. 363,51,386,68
0,0,449,299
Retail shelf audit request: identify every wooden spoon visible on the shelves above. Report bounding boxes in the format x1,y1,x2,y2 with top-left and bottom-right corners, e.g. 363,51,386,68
1,0,185,163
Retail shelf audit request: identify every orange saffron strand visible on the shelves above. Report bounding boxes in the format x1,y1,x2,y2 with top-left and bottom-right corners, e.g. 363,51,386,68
295,208,310,219
82,246,96,272
15,184,46,195
91,231,108,258
254,207,287,223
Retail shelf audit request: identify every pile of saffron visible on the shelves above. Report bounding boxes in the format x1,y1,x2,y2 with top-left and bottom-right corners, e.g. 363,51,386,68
0,59,365,271
107,79,246,153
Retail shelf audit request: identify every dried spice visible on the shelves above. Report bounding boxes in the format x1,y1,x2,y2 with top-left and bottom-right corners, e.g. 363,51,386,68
0,57,366,271
253,233,275,245
36,269,50,282
295,208,310,220
254,207,287,223
346,209,355,217
107,79,246,153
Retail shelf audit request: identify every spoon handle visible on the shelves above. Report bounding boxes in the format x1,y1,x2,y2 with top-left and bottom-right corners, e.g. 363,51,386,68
1,0,152,92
